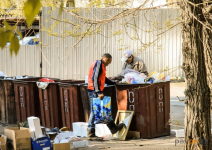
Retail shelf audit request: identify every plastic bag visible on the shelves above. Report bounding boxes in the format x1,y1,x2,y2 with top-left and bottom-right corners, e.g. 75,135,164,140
123,72,145,84
39,78,55,83
0,71,4,76
93,96,113,124
154,73,164,83
120,68,141,76
165,76,170,81
147,71,166,83
85,75,88,83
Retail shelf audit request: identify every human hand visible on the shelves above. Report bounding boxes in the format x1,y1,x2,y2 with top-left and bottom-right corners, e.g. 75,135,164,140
98,94,104,100
114,80,119,85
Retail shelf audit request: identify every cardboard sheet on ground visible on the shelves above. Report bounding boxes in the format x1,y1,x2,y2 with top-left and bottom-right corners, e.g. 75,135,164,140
113,110,134,140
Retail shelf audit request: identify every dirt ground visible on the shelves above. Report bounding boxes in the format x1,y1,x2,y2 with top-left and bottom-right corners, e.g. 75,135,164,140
0,82,186,150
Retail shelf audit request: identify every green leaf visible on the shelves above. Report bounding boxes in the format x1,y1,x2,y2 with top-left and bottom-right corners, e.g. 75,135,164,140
3,21,16,30
17,31,23,40
0,32,10,49
0,27,4,32
59,0,64,17
24,0,42,28
9,35,20,56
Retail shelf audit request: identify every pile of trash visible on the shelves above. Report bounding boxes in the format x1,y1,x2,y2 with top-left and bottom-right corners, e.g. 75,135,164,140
120,68,170,84
0,71,30,80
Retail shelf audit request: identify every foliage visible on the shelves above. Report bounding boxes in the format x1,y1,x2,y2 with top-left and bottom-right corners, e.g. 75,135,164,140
0,21,20,56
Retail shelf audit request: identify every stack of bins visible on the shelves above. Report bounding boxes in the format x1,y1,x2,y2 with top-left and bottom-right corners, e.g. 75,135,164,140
13,77,54,123
38,80,63,128
79,85,118,122
116,82,170,138
58,80,85,130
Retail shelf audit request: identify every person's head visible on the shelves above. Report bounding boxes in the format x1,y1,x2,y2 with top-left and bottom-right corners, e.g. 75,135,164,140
121,50,133,64
101,53,112,66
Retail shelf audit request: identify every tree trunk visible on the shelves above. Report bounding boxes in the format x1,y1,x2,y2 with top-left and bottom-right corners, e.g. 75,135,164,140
180,0,211,149
203,25,212,113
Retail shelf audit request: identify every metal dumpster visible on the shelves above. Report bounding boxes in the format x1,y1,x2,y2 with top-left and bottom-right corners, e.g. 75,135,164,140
38,81,62,129
13,77,55,123
0,76,35,124
0,79,5,122
58,80,85,130
0,77,25,124
79,85,118,122
2,79,17,123
116,82,170,138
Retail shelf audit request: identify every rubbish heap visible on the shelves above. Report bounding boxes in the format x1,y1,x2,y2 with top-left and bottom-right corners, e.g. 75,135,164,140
120,68,170,84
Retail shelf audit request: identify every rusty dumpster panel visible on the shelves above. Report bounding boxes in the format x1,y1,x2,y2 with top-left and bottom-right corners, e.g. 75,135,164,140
0,79,17,124
3,80,17,123
59,81,85,130
79,85,118,122
38,83,62,128
79,86,90,122
13,78,41,122
0,80,5,121
116,82,170,139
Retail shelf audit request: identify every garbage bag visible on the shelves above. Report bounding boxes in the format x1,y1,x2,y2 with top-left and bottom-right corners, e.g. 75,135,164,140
120,68,141,76
123,72,146,84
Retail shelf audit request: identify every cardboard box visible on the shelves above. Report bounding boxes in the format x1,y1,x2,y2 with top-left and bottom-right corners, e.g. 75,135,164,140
28,117,43,138
31,137,51,150
53,143,70,150
0,135,7,150
4,127,31,150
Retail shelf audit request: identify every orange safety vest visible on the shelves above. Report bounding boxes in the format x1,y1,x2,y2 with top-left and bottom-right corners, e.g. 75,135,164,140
88,60,106,92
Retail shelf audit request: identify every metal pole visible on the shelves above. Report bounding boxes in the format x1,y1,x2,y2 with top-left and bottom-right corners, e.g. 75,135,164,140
39,11,42,77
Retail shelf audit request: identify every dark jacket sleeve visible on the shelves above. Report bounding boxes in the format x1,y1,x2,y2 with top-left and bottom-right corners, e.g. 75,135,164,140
92,60,103,94
105,77,116,85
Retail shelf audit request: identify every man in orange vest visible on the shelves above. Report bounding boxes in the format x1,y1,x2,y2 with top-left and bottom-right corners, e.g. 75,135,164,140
87,53,123,138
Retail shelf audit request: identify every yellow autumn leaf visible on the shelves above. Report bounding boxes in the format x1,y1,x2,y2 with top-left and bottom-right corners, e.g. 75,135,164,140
24,0,42,27
3,21,16,30
10,35,20,56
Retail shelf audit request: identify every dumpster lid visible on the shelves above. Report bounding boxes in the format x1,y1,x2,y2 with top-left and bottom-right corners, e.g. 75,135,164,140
13,77,59,84
58,82,87,86
58,80,85,86
116,81,170,86
1,76,34,81
81,84,115,88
